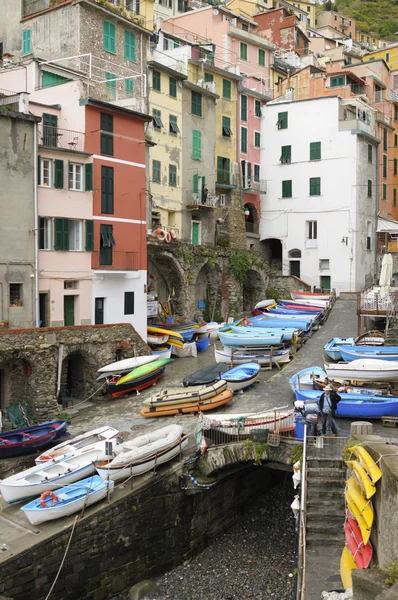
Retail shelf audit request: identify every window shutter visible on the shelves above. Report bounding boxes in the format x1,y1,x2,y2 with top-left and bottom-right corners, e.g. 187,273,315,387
37,156,41,185
85,164,93,191
85,220,94,251
217,157,223,183
54,218,63,250
62,218,69,250
54,160,64,189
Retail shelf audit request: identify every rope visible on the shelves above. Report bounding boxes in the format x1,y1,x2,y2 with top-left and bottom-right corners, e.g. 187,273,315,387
44,515,78,600
62,380,107,411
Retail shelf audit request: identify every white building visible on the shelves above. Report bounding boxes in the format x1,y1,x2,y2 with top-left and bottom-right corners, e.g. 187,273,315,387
260,94,378,294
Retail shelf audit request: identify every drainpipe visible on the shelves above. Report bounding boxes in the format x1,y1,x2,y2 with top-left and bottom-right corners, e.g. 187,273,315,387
33,122,40,327
375,140,379,284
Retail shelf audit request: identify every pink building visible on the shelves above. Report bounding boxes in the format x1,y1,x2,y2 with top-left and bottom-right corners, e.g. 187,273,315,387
163,5,273,249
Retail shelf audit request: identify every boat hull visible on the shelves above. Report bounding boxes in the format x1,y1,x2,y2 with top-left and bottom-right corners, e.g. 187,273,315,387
290,290,332,301
140,389,234,418
202,409,295,437
0,421,67,459
36,426,118,464
218,331,283,347
296,393,398,418
98,355,156,374
108,368,166,398
340,346,398,362
325,359,398,382
324,338,355,361
215,346,291,365
142,380,227,406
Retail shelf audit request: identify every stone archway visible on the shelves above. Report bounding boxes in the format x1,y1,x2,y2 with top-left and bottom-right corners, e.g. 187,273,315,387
260,238,282,272
0,357,32,414
195,262,223,321
147,252,185,316
244,203,259,234
243,269,266,311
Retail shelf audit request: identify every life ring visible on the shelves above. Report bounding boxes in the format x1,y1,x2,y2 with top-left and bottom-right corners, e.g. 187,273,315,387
242,317,250,325
170,229,177,240
40,491,57,507
165,231,172,243
157,230,166,242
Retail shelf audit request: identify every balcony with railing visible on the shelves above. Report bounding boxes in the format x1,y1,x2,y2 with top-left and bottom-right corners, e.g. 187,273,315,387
38,124,86,153
228,23,273,49
245,221,260,235
243,178,267,194
0,89,29,114
92,251,138,271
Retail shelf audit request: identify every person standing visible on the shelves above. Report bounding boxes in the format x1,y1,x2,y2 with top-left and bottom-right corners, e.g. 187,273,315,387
319,385,341,435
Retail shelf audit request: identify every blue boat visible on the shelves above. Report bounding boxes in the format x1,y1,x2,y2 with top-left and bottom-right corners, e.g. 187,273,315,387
261,313,318,324
250,317,311,331
298,397,398,419
340,346,398,362
0,420,67,459
230,325,297,342
20,475,114,525
218,330,284,347
324,338,355,361
268,306,323,316
219,362,261,391
288,366,327,393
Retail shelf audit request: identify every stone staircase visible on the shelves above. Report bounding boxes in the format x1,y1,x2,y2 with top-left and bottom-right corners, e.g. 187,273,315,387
306,456,346,547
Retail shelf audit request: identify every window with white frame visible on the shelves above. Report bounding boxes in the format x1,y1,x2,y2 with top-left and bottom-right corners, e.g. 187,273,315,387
69,220,82,250
40,158,52,187
307,220,317,239
39,217,52,250
69,163,83,191
319,259,330,270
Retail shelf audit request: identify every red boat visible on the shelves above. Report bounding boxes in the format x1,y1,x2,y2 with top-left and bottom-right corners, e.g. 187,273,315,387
107,367,166,398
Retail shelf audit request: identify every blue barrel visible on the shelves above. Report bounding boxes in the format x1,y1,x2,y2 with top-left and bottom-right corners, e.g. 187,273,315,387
295,415,305,441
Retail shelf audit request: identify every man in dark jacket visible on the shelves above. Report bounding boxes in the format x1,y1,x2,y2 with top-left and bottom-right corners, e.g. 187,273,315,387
319,385,341,435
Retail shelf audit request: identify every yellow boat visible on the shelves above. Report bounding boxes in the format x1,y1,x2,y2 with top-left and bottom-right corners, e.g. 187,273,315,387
167,338,184,350
346,477,374,530
346,460,376,500
340,546,357,590
147,326,183,340
345,491,371,545
349,445,382,484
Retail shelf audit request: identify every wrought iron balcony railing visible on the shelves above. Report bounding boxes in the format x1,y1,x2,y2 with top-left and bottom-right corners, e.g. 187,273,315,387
92,251,138,270
38,124,85,153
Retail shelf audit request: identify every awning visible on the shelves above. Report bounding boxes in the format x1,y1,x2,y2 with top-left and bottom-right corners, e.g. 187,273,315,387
377,216,398,233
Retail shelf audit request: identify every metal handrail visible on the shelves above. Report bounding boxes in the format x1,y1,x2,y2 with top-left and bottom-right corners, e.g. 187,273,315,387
296,422,307,600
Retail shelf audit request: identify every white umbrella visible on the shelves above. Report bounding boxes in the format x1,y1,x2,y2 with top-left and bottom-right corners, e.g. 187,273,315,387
379,253,393,294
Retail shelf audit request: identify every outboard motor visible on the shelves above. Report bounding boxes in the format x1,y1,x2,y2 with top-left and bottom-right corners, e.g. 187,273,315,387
294,400,320,437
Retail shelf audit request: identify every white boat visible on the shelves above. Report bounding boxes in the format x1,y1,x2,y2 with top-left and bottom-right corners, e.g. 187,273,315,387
254,299,277,309
35,426,119,464
20,475,114,525
150,346,172,359
215,346,291,365
147,334,169,345
142,380,227,407
197,322,224,342
95,425,188,482
200,406,295,437
0,445,112,504
281,298,330,308
325,359,398,382
290,290,333,301
98,355,156,374
220,363,261,391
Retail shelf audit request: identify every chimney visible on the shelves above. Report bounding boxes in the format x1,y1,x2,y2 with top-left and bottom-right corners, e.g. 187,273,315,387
286,87,294,101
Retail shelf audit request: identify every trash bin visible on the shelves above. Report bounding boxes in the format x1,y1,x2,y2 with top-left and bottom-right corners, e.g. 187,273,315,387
295,414,305,441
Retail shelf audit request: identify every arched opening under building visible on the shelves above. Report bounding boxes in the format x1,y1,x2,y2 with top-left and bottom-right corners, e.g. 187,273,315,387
195,262,222,322
243,269,265,311
260,238,282,272
147,253,185,316
0,358,32,423
289,249,301,278
244,203,259,235
60,351,87,403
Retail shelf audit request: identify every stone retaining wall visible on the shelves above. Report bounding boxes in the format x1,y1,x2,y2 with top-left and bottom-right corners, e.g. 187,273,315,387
267,275,312,298
0,465,278,600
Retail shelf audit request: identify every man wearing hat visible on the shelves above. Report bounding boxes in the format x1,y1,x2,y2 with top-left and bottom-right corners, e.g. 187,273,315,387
319,385,341,435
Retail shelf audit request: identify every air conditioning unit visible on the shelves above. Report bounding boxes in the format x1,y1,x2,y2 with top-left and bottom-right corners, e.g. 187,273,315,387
219,194,226,206
231,18,237,26
203,81,216,93
197,78,203,86
246,176,252,189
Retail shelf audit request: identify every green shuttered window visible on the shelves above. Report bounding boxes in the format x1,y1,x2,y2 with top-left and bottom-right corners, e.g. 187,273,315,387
124,31,136,61
254,132,261,148
54,218,69,251
222,79,231,99
258,48,265,67
101,166,114,214
277,111,288,129
282,180,292,198
100,113,113,156
152,160,161,183
241,127,247,153
240,43,248,60
103,21,116,54
309,177,321,196
85,164,93,191
255,100,262,117
310,142,321,161
241,95,248,121
124,292,135,315
85,220,94,251
54,160,64,189
169,77,177,98
192,130,202,160
280,145,291,163
169,164,177,187
153,70,161,92
222,116,232,137
22,29,31,56
191,91,202,116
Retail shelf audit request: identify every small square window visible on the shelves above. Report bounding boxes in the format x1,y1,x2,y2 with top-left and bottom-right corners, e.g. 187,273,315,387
10,283,23,307
319,259,329,270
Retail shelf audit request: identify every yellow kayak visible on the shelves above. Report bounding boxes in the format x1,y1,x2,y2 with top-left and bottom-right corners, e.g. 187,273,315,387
147,326,183,340
349,445,382,484
340,546,357,590
167,338,184,349
346,491,371,545
346,460,376,500
346,477,374,530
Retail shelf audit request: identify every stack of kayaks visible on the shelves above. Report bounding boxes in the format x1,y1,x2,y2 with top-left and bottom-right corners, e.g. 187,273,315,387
108,358,174,398
147,326,184,356
340,445,381,590
97,355,157,381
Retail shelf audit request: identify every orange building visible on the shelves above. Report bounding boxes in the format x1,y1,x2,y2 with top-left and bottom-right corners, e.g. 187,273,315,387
83,98,151,337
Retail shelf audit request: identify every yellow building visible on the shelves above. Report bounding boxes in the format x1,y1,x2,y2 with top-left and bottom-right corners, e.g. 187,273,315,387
227,0,315,29
147,61,184,236
355,30,380,49
363,43,398,71
117,0,154,30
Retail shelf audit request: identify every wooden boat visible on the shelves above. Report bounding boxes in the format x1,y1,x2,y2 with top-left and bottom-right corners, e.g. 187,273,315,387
348,446,382,484
182,363,230,386
340,546,357,590
107,367,166,398
149,346,172,359
215,346,291,365
346,460,376,499
340,346,398,362
218,330,284,347
288,366,327,393
325,359,398,382
344,510,372,569
36,426,119,464
95,425,188,482
354,330,385,346
117,359,173,386
147,326,183,340
219,362,260,392
140,389,234,418
201,407,295,438
0,444,112,503
295,393,398,419
142,380,227,407
346,477,374,529
20,475,114,525
290,290,333,301
324,338,355,361
0,420,67,459
98,355,156,374
345,490,371,545
147,333,169,346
